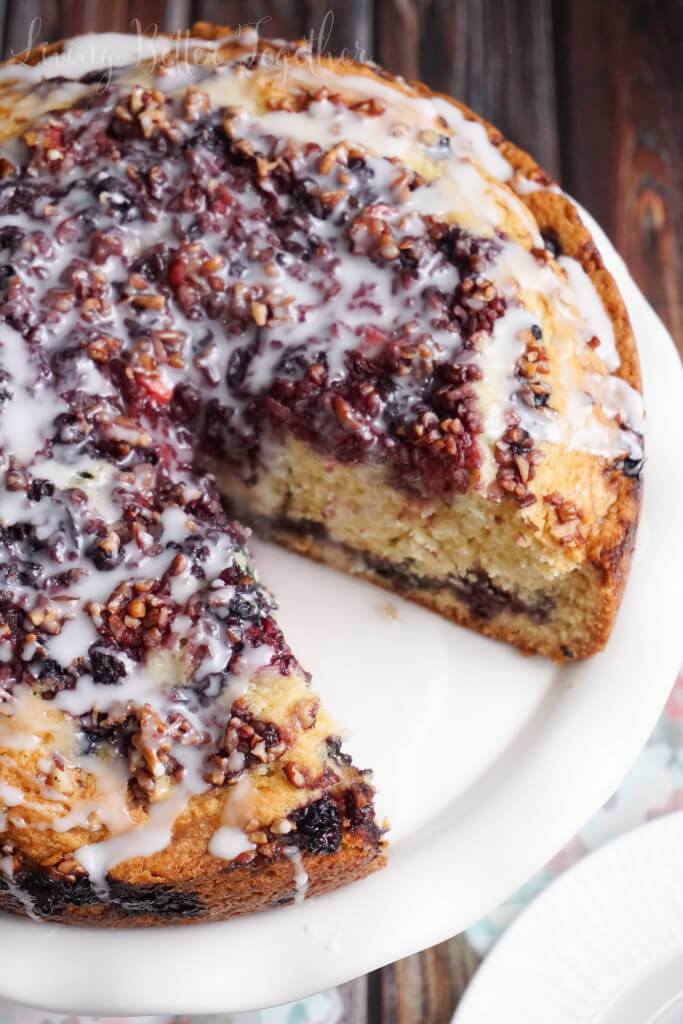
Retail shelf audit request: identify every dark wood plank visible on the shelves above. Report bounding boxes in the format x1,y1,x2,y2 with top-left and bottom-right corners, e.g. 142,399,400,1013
3,1,63,59
1,0,168,55
373,0,425,82
375,0,560,179
192,0,304,38
0,2,8,63
367,935,481,1023
338,973,369,1023
164,0,192,33
192,1,373,58
305,0,374,59
385,954,423,1022
125,0,176,36
555,0,683,353
57,0,129,37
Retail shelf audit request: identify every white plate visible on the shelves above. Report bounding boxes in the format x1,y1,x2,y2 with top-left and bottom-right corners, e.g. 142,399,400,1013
0,210,682,1016
453,811,683,1024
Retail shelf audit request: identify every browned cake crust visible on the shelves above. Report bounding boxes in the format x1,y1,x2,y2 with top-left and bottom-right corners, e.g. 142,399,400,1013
0,26,398,927
0,22,642,928
5,24,642,400
0,683,386,926
186,23,641,663
0,822,383,927
229,516,621,662
2,26,642,667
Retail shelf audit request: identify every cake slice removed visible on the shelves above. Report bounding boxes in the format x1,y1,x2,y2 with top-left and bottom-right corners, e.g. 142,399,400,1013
0,28,643,664
178,24,642,663
0,18,647,925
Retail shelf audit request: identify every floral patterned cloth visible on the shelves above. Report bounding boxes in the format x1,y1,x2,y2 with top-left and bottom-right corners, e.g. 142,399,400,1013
3,673,681,1024
0,996,344,1024
467,670,683,954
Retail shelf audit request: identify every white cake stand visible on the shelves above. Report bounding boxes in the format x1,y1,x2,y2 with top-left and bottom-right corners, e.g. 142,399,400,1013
454,813,683,1024
0,210,681,1016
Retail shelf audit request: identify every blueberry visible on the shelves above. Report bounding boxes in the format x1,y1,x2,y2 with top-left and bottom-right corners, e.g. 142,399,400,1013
27,478,54,501
87,539,123,571
89,648,126,685
228,596,254,619
619,455,645,478
290,796,342,854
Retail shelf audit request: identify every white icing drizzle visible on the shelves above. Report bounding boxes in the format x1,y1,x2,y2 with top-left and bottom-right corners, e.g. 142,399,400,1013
1,31,644,466
208,774,256,861
243,65,540,241
29,456,121,521
0,30,644,898
284,845,309,904
481,306,539,440
0,853,40,918
0,32,236,84
0,449,285,881
558,255,618,370
0,781,23,806
0,330,67,464
430,96,513,181
196,45,642,462
75,786,187,890
511,173,560,197
208,825,256,861
479,239,644,459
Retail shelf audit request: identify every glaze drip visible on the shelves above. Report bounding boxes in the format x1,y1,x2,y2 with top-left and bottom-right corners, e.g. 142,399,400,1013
0,31,642,885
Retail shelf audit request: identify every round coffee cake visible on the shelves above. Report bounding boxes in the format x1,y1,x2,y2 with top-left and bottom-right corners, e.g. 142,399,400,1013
0,24,642,926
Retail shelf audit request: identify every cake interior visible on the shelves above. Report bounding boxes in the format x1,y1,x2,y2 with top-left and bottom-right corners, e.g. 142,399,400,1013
207,434,624,662
0,24,644,924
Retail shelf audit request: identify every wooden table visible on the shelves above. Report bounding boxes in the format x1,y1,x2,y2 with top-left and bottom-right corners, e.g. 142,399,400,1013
1,3,679,1019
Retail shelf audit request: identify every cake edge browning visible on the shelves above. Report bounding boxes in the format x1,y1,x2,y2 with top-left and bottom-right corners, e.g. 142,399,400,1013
227,514,630,663
0,28,394,928
0,825,386,927
0,24,642,926
4,25,643,388
187,21,643,662
3,25,643,662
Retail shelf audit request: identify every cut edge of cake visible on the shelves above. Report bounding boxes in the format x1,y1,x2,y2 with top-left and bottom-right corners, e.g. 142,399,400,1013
0,20,644,928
